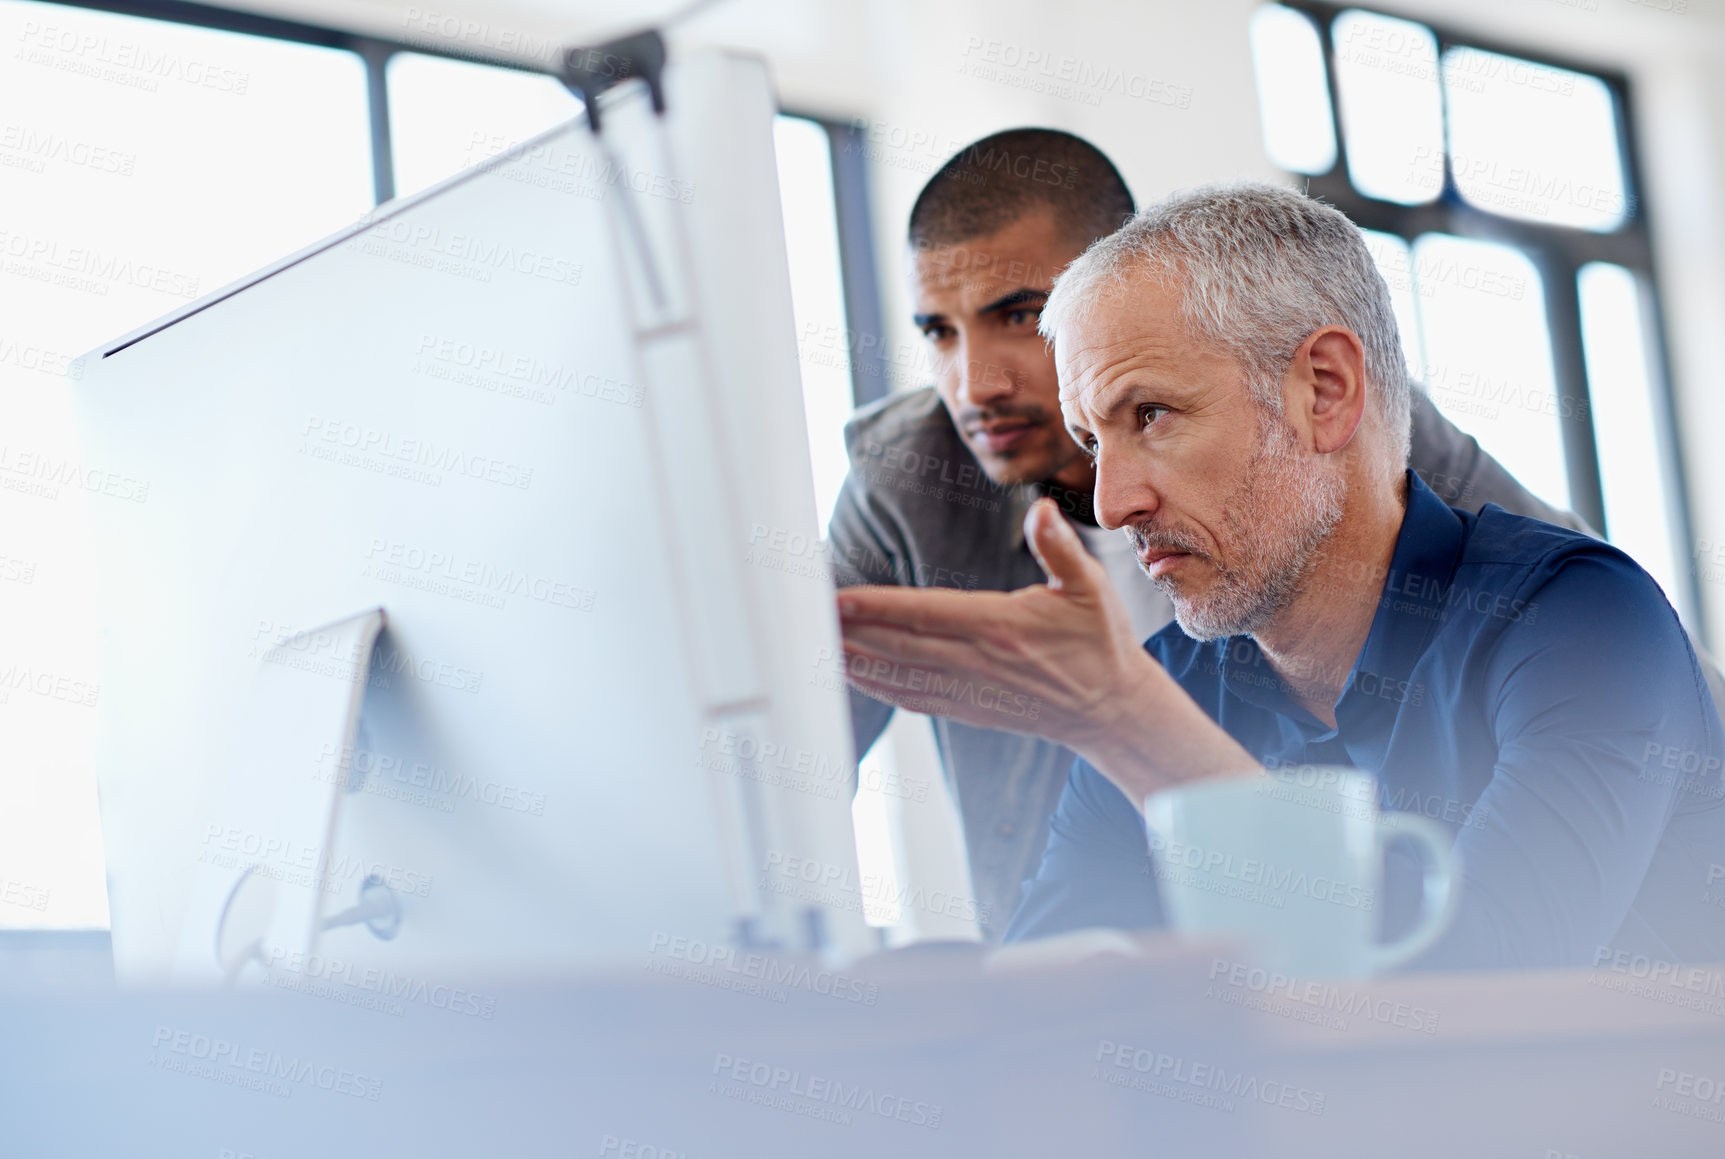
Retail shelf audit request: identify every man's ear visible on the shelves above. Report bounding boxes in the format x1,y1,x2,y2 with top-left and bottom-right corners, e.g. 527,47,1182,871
1297,326,1368,456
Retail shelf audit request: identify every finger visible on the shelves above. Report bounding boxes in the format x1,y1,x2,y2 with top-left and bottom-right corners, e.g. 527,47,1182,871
836,584,1013,637
1025,497,1104,594
841,620,989,672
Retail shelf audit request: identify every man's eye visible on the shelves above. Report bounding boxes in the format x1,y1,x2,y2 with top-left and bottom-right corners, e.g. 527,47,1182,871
1004,307,1040,328
921,324,955,343
1140,404,1169,429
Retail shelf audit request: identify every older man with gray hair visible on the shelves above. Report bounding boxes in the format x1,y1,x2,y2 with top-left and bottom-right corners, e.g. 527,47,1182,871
838,182,1725,968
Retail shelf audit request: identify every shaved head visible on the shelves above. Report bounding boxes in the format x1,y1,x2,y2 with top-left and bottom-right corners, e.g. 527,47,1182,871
908,128,1134,252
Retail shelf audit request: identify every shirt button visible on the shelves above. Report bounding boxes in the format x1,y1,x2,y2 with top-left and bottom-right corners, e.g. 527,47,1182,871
998,823,1015,837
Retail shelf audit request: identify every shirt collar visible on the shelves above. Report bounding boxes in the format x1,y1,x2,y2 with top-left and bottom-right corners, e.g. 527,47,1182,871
1221,470,1466,731
1349,469,1467,696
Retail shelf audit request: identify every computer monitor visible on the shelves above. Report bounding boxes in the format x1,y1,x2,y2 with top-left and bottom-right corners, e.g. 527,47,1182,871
73,48,874,984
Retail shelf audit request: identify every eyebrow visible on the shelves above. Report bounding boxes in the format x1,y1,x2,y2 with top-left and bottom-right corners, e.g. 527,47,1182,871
1063,378,1141,443
1087,381,1138,425
912,287,1047,330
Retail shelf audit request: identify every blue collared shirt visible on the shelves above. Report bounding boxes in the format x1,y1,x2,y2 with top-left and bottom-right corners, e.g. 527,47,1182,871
1005,472,1725,969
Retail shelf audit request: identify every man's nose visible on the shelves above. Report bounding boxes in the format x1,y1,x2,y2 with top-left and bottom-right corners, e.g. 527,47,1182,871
1093,447,1158,532
955,340,1017,409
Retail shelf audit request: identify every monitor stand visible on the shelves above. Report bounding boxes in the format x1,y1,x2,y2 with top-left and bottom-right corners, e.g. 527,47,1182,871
175,609,386,984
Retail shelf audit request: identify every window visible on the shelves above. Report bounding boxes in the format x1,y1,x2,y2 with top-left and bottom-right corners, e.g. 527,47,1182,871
1329,10,1444,204
0,0,374,932
1249,2,1698,631
1248,4,1336,176
386,52,580,199
773,116,856,529
1,0,882,933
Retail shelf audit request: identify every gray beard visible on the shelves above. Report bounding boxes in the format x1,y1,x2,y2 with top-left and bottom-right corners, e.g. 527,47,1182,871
1132,414,1346,642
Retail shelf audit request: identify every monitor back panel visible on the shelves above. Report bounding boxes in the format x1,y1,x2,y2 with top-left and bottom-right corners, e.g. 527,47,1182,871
75,51,870,982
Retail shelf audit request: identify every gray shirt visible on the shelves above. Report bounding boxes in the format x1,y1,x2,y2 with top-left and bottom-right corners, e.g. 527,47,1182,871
829,386,1604,941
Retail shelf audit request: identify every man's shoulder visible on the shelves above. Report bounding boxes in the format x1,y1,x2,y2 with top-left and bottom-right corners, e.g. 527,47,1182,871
1461,503,1639,581
842,387,963,460
1445,504,1684,659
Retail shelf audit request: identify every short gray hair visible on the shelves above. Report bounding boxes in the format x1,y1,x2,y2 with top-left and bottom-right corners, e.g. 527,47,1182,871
1040,182,1411,469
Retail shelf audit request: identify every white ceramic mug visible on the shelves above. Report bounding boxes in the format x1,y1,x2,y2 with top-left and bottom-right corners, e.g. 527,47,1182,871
1143,766,1458,977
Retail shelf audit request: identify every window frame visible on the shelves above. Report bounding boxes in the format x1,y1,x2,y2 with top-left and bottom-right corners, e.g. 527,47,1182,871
1274,1,1701,631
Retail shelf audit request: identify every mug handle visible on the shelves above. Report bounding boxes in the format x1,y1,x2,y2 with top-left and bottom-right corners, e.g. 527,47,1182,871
1369,812,1460,972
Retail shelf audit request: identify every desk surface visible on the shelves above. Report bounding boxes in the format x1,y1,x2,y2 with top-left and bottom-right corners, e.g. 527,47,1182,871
4,935,1723,1158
